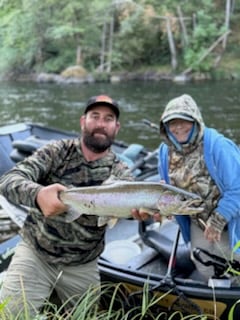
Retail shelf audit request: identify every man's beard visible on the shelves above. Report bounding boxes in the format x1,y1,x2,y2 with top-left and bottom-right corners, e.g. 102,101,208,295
82,128,115,153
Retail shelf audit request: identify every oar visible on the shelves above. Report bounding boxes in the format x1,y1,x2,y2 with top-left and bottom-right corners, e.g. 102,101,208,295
127,224,203,315
151,226,203,314
162,225,181,285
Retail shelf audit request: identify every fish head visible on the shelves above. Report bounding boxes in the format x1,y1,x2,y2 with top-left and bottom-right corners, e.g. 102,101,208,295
156,190,203,216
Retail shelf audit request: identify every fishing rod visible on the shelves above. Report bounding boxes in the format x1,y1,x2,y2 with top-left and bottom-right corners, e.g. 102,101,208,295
141,118,159,131
129,119,159,173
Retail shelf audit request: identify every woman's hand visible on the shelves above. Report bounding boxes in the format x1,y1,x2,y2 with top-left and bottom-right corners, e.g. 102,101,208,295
204,212,227,242
131,208,163,223
204,225,222,242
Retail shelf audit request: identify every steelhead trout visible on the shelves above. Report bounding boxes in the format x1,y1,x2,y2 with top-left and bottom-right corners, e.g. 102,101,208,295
59,181,203,227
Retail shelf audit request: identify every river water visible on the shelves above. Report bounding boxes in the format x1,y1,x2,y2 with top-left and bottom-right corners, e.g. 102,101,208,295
0,80,239,149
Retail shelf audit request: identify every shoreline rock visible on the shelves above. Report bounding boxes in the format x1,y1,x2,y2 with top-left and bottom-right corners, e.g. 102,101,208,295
1,69,239,84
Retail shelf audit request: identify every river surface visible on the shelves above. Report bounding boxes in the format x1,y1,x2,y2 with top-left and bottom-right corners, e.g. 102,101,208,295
0,80,239,149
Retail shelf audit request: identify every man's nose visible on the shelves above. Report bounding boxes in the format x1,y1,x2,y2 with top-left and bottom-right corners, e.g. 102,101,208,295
96,118,106,127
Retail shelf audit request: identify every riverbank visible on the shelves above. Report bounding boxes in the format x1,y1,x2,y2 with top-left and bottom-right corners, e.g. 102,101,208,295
2,58,240,85
4,70,238,86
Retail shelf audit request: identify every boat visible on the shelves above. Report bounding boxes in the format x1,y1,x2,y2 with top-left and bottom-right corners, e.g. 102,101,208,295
0,122,239,320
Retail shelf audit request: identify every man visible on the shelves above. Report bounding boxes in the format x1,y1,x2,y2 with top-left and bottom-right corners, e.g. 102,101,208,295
0,94,134,316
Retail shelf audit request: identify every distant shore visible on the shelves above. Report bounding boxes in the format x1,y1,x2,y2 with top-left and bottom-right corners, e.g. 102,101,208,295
1,68,239,84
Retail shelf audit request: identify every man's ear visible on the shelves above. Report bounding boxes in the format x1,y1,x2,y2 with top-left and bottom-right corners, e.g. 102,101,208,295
115,121,121,134
80,115,86,129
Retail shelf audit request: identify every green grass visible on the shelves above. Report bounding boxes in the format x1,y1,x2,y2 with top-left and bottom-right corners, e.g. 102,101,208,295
0,281,218,320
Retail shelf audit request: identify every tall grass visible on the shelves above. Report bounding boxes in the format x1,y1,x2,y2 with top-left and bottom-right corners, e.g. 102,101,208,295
0,282,217,320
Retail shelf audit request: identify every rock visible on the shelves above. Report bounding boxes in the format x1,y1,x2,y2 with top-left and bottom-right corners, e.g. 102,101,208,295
36,73,62,83
60,65,88,78
110,75,121,83
173,74,191,83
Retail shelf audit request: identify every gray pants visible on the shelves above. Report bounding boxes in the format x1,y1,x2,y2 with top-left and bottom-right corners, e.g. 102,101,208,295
0,240,100,316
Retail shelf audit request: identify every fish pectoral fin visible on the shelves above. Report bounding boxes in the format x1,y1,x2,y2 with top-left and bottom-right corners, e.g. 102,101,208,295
97,216,118,229
139,207,159,215
65,209,83,223
107,218,119,229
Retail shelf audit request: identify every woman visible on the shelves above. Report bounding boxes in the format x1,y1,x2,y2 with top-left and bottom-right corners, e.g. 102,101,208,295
134,94,240,282
160,93,240,281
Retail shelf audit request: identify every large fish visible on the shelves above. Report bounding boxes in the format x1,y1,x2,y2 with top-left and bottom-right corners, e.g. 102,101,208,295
59,181,203,228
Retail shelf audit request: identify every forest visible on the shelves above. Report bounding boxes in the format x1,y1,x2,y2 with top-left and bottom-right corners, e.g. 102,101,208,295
0,0,239,80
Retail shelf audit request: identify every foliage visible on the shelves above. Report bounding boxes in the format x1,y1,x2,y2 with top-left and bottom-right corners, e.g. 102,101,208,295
114,6,164,70
0,281,216,319
182,0,227,72
0,0,238,76
228,299,240,320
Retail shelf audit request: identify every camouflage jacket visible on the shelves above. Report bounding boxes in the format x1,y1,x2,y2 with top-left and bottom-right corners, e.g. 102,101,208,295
158,94,240,250
0,138,133,265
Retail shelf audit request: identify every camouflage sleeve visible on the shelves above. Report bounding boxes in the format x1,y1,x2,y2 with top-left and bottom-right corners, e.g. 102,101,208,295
0,140,66,208
206,211,227,233
107,158,135,182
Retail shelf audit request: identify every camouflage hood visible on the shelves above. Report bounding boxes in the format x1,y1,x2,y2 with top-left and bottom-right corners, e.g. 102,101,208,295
159,94,205,150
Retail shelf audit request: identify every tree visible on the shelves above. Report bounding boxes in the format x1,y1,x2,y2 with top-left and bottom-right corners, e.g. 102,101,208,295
0,0,238,76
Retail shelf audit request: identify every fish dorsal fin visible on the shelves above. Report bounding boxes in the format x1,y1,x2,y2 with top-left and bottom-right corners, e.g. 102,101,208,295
101,179,121,186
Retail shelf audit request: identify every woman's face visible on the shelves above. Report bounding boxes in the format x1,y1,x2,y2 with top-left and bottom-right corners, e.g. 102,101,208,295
168,119,194,143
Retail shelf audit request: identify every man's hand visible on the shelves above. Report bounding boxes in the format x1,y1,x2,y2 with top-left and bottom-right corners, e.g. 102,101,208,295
131,208,163,222
131,208,150,221
131,180,167,223
36,184,68,217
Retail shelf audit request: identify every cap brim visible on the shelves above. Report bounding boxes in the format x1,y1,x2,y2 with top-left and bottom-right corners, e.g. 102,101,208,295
85,102,120,118
162,113,194,123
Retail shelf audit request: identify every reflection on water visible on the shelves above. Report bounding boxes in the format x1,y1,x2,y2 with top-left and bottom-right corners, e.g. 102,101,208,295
0,80,239,149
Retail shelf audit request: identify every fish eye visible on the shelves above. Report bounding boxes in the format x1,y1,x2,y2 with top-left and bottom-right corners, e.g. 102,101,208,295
179,194,187,201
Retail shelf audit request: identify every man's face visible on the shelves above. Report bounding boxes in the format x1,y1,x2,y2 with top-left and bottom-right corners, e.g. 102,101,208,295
80,105,120,153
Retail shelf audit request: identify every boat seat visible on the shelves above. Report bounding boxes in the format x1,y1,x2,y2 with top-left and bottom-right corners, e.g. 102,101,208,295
121,144,144,161
139,219,196,277
116,144,145,176
12,135,50,153
10,136,51,162
0,144,15,176
10,149,30,163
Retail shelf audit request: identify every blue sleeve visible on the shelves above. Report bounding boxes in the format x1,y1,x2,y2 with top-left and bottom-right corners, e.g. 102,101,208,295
158,143,170,183
158,143,191,243
204,129,240,222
